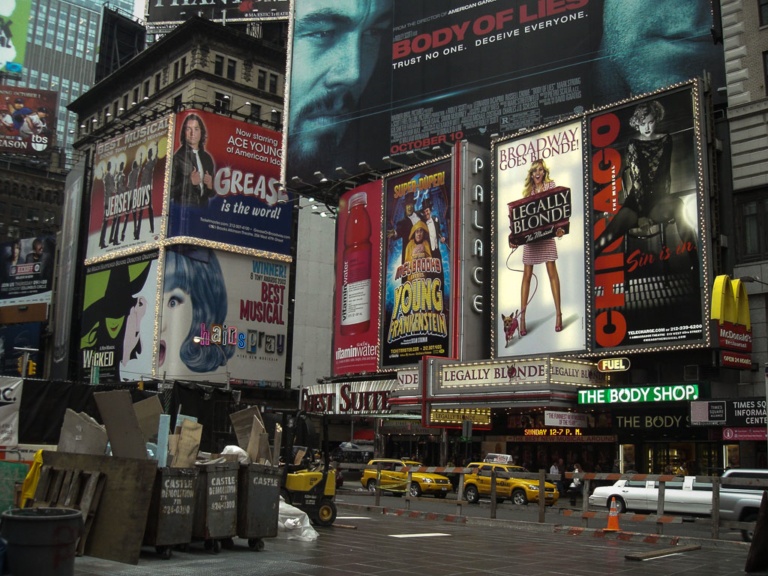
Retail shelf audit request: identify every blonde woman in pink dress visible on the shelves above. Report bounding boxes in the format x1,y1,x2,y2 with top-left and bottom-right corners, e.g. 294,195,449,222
509,159,563,335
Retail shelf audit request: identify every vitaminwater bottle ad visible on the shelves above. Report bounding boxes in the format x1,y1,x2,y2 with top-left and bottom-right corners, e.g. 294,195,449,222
381,161,452,367
332,181,383,376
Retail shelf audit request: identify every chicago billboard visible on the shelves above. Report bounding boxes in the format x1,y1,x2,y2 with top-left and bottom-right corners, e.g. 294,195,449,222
158,247,289,387
147,0,289,23
80,251,159,383
167,110,291,255
382,160,453,367
285,0,725,188
86,116,168,260
332,181,383,376
494,120,587,357
589,85,706,351
0,86,57,157
0,235,55,305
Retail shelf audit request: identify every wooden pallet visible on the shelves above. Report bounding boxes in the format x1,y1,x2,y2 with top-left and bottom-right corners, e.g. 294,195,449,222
31,465,106,555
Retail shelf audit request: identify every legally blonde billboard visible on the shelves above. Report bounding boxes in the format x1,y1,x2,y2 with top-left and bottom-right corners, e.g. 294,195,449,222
382,160,453,367
332,181,383,376
86,116,168,259
494,120,587,357
80,251,159,383
588,84,706,350
157,247,289,387
167,110,291,255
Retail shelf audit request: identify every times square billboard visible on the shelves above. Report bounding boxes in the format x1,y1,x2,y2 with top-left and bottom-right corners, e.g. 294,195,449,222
284,0,725,188
493,82,711,357
0,86,57,158
146,0,289,23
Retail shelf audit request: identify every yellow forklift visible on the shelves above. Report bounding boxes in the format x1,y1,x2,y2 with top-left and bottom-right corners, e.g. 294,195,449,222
270,410,338,527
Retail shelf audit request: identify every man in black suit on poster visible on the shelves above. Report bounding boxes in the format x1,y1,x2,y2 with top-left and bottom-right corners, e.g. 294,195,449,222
170,114,215,208
421,198,446,260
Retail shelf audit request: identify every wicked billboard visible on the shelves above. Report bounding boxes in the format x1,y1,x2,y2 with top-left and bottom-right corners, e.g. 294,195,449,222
494,120,587,357
382,160,453,367
285,0,725,188
158,247,289,387
86,117,168,260
167,110,292,256
589,84,707,351
80,251,159,383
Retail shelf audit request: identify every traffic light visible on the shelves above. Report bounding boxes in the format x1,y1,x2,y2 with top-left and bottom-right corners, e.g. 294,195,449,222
27,360,36,376
16,357,23,375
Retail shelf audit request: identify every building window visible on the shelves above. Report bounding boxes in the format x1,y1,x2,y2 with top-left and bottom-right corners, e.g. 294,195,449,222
736,190,768,261
764,52,768,96
173,94,183,112
174,60,179,80
258,70,266,90
249,103,261,120
271,109,281,125
143,80,150,99
181,57,187,75
132,88,139,105
269,73,278,94
227,59,236,80
214,92,230,113
761,0,768,26
215,55,224,76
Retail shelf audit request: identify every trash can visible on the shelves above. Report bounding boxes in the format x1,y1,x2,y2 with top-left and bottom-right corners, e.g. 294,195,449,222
192,462,238,553
1,507,83,576
237,463,281,550
144,467,199,559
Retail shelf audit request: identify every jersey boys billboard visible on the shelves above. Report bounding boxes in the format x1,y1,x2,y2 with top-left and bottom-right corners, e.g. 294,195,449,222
494,120,587,358
332,181,383,376
285,0,725,187
588,85,705,351
86,117,168,260
167,110,291,256
382,160,453,366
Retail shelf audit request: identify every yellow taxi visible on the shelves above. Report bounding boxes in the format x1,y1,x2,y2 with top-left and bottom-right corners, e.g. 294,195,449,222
361,459,452,498
463,462,559,506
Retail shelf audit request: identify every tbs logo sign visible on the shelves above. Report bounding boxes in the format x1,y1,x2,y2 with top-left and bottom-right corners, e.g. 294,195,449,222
597,358,630,373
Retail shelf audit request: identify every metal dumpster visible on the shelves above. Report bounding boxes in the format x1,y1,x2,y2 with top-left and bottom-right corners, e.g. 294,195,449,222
192,461,238,553
143,467,198,559
237,463,281,550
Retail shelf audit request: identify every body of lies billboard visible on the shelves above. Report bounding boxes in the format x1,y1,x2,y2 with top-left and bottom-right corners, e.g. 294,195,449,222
86,117,168,260
588,84,707,351
158,247,289,387
332,181,383,376
382,160,454,367
285,0,725,188
494,120,587,357
167,110,291,255
80,251,159,383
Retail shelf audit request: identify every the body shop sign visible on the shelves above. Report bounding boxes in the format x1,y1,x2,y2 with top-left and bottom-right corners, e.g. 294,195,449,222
579,384,699,405
301,381,393,415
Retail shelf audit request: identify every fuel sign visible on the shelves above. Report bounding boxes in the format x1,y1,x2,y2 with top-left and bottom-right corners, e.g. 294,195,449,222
597,358,631,372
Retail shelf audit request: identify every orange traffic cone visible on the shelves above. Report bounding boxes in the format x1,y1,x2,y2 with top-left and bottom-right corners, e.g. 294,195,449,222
605,497,621,532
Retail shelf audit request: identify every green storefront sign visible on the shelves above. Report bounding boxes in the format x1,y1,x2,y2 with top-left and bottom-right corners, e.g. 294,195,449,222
578,384,699,405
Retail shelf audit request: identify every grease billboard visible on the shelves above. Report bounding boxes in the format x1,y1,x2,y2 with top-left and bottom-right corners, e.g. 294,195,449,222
158,247,289,387
332,181,383,376
382,160,453,367
494,120,587,357
167,110,291,255
285,0,725,188
589,85,705,350
86,117,168,259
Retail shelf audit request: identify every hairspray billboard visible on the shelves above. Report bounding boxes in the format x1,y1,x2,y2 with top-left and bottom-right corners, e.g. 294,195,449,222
332,181,383,376
494,120,587,357
285,0,725,189
167,109,291,256
158,247,289,387
589,84,706,350
86,116,168,260
80,251,159,383
382,160,453,367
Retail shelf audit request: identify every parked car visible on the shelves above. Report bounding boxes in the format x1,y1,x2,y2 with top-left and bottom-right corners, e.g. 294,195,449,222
360,459,452,498
718,468,768,542
331,442,373,463
588,477,712,515
463,462,559,506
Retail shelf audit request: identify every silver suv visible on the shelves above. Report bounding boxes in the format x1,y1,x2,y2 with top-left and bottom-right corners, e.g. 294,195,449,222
718,468,768,542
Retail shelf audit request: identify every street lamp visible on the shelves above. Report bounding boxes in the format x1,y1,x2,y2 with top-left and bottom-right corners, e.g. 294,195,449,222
192,336,230,390
739,275,768,287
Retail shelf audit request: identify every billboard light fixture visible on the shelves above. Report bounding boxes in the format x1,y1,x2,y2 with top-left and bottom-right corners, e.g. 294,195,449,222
382,155,406,168
740,276,768,286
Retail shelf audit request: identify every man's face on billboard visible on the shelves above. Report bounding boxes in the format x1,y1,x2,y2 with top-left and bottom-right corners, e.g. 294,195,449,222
289,0,392,164
600,0,722,95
